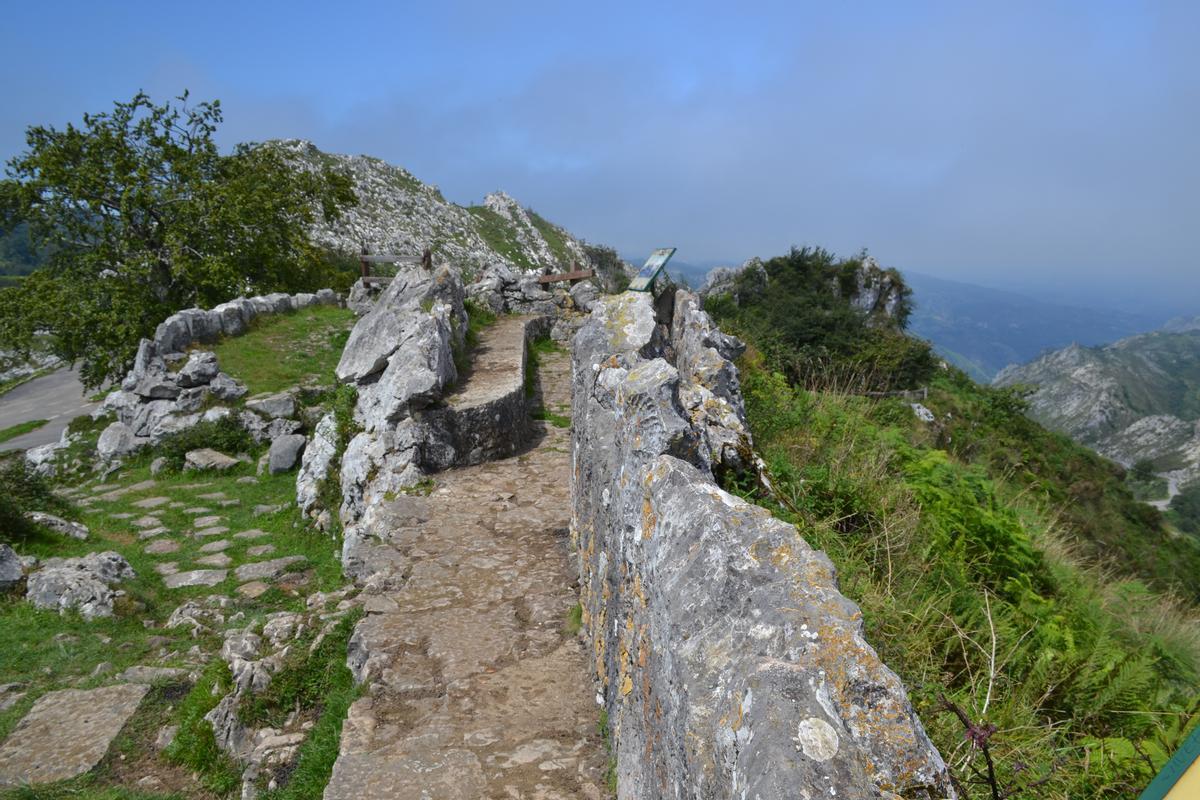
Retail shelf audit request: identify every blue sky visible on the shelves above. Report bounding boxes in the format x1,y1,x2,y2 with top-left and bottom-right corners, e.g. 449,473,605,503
2,1,1196,313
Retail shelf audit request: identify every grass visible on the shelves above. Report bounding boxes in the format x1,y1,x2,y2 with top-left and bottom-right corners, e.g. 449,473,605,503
0,446,346,748
564,603,583,636
0,366,55,399
528,210,571,266
733,358,1200,797
211,306,354,395
0,419,48,444
525,337,564,399
466,206,533,270
165,661,240,795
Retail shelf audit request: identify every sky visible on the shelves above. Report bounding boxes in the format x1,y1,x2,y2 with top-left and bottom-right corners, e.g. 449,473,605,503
1,1,1196,315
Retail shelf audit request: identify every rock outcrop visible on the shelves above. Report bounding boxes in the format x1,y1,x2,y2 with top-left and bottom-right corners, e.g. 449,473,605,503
25,551,135,620
329,264,555,574
571,290,952,798
91,290,339,463
276,140,591,278
995,328,1200,496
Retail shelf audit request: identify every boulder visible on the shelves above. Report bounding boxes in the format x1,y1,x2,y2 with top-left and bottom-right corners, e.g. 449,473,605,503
234,556,306,582
96,422,141,461
211,299,251,337
209,373,248,402
569,279,599,312
177,351,220,387
268,434,307,474
26,551,135,619
354,311,456,433
25,512,89,540
163,569,227,589
24,442,63,478
296,413,339,514
184,449,240,472
174,386,208,412
0,545,22,592
245,392,295,420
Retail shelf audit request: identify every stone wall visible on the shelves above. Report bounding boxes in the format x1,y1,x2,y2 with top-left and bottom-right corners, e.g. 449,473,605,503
320,266,552,577
92,290,340,462
571,291,954,798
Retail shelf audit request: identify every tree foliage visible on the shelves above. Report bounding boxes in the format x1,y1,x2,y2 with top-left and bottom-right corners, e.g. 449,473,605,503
704,247,934,391
0,91,356,387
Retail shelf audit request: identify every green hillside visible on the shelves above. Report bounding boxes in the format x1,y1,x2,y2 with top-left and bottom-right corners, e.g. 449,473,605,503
706,250,1200,798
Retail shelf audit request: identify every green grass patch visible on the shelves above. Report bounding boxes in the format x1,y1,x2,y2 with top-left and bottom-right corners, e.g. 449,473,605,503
564,603,583,636
0,419,48,443
212,305,354,395
525,337,564,399
467,206,533,270
528,211,570,266
165,660,241,795
734,360,1200,797
532,410,570,428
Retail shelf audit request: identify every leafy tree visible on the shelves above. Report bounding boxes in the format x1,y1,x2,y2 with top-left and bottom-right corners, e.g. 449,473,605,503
0,91,356,387
1169,482,1200,536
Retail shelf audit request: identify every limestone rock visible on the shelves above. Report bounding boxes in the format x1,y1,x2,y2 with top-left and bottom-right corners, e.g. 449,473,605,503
209,372,248,402
177,351,220,387
117,666,186,684
569,289,953,798
569,279,598,312
0,545,22,592
185,449,240,472
296,412,339,515
0,684,149,787
235,556,306,582
26,512,88,540
268,434,306,475
96,422,142,461
246,392,296,420
26,552,135,619
163,569,227,589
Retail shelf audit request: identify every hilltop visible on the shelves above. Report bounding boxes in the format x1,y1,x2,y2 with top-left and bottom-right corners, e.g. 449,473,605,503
274,140,628,288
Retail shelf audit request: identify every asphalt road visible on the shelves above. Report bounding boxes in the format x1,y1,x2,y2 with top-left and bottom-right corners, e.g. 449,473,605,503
0,367,99,451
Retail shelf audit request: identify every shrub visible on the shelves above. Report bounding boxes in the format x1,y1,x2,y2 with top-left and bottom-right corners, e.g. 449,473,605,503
155,416,257,472
0,456,69,545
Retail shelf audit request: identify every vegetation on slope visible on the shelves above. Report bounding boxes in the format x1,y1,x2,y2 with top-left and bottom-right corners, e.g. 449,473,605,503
706,247,935,391
0,91,357,388
711,248,1200,797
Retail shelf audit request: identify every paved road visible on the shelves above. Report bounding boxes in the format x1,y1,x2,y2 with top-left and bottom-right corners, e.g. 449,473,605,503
0,367,98,451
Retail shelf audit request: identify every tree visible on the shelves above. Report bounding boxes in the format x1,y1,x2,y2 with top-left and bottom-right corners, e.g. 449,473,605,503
0,91,356,387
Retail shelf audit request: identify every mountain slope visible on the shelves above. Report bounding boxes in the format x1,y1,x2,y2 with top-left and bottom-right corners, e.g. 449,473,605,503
275,139,604,280
995,328,1200,492
904,271,1160,382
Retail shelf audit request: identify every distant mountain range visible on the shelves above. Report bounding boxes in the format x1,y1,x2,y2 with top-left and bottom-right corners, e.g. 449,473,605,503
995,325,1200,495
903,271,1165,382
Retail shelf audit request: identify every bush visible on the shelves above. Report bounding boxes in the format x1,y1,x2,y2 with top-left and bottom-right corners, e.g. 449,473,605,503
154,416,257,472
0,456,69,545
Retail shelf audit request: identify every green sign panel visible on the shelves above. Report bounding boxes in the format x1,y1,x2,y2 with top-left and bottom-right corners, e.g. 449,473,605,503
628,247,676,292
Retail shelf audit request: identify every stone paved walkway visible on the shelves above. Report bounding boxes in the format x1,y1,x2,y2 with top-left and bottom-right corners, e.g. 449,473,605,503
325,344,610,800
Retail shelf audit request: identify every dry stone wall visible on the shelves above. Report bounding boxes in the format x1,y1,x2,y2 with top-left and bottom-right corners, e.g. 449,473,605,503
571,291,954,798
92,290,339,462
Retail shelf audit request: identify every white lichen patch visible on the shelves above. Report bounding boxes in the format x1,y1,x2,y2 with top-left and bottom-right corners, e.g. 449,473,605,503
794,717,839,761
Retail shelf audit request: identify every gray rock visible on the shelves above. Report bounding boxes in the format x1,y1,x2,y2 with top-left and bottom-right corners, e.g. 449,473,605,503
234,556,306,582
353,311,456,433
149,456,168,476
911,403,936,423
212,299,251,337
96,422,141,461
163,569,227,589
26,512,89,540
117,666,186,684
197,552,232,568
569,290,953,798
0,545,22,591
296,413,338,515
568,279,599,312
268,434,306,474
246,392,296,420
148,412,201,443
26,552,135,619
177,351,220,387
0,684,149,786
24,441,63,478
144,539,179,555
209,372,248,402
184,449,240,472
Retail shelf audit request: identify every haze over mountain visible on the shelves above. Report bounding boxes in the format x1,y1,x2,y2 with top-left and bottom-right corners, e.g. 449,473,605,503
904,271,1166,381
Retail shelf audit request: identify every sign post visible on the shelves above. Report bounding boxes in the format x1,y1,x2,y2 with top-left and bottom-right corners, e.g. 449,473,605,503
628,248,677,292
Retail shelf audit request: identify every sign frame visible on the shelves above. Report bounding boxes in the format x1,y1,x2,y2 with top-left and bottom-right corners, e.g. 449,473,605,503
628,247,677,292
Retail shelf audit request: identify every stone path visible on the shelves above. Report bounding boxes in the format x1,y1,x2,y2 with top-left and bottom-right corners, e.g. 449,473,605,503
0,684,148,786
325,345,610,800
